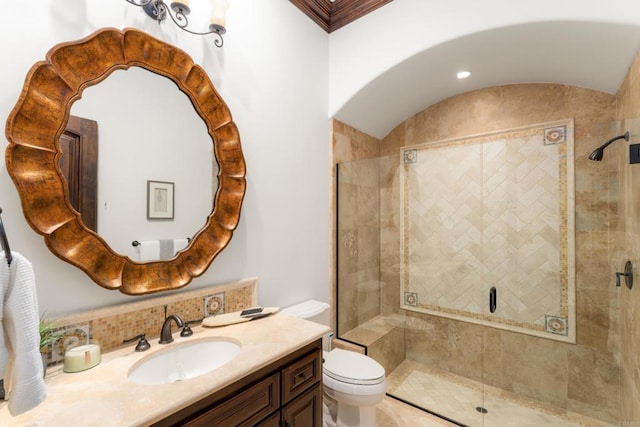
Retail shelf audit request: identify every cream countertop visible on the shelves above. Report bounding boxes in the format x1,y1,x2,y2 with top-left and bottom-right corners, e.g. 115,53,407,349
0,313,330,426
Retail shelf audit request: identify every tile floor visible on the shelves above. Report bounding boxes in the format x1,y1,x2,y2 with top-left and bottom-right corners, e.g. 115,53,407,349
382,360,617,427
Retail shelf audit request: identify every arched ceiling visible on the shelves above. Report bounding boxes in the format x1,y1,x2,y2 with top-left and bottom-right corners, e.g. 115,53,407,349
333,21,640,139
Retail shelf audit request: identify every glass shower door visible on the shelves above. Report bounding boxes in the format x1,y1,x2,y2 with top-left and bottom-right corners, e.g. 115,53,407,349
479,120,625,427
394,142,488,426
337,154,487,426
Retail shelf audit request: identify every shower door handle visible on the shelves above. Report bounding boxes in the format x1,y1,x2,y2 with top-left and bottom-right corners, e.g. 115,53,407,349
489,287,497,313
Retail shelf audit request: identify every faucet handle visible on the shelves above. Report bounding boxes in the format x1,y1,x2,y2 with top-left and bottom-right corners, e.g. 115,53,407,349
124,333,151,352
180,319,203,337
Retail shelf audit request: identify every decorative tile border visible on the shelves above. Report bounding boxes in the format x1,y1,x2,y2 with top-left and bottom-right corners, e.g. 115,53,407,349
43,278,258,366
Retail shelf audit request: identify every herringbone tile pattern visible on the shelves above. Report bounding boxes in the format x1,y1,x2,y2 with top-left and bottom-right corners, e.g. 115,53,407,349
402,129,565,328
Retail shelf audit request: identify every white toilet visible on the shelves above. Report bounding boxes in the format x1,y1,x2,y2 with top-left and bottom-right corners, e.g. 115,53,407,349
281,300,387,427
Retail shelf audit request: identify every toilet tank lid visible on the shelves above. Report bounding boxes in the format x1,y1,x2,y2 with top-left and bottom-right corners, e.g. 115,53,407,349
280,300,330,319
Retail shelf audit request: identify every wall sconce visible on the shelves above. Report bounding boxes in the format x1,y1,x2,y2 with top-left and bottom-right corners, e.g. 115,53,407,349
125,0,229,47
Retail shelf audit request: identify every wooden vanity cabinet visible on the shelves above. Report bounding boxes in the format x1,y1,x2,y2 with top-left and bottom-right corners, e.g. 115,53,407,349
154,339,323,427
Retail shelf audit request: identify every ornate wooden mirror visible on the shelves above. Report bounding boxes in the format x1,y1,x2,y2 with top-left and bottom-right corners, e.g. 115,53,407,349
5,28,246,295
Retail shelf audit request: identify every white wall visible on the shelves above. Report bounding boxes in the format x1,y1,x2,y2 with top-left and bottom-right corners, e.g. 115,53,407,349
0,0,330,315
328,0,640,118
72,67,215,258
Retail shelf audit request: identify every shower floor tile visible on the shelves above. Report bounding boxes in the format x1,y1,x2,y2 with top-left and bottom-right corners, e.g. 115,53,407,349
377,396,457,427
386,360,616,427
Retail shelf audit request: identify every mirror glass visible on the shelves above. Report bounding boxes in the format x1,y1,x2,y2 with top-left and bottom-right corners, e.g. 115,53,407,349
67,67,217,260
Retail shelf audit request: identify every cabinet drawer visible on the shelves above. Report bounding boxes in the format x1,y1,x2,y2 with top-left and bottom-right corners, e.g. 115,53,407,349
183,373,280,427
282,350,321,404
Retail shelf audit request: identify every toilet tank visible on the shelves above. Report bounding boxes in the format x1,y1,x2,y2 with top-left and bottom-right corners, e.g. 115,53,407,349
281,300,331,326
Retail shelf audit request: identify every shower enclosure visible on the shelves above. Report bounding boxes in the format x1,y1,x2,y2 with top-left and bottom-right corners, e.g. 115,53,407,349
335,118,622,426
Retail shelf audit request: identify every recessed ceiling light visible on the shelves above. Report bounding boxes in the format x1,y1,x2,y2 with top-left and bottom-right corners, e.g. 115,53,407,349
457,71,471,79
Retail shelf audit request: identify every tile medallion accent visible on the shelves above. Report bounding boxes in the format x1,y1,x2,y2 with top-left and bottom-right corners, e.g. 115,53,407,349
50,323,91,364
404,292,418,307
545,315,568,336
204,292,225,317
543,125,566,145
403,149,417,164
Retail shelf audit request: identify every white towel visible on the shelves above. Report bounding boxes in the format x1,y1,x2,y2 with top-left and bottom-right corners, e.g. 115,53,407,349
159,239,190,260
139,239,189,261
173,239,189,253
0,252,46,415
136,240,160,261
159,240,174,260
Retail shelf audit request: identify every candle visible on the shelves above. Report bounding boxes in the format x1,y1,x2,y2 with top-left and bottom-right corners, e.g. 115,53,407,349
210,0,229,28
63,344,101,373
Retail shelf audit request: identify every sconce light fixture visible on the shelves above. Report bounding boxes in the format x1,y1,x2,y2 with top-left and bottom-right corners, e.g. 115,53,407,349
125,0,229,47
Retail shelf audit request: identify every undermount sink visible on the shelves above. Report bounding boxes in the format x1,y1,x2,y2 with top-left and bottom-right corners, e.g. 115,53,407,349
127,337,241,385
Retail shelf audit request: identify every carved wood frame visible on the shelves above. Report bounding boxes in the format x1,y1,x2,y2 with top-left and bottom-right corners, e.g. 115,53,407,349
5,28,246,295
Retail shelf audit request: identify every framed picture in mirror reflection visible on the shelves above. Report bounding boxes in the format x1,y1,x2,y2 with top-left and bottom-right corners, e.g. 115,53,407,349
147,180,174,220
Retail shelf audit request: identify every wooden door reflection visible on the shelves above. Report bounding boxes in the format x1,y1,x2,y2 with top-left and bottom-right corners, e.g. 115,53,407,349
59,115,98,232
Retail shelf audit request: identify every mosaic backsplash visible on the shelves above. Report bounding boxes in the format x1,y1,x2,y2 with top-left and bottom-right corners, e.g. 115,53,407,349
42,278,257,366
400,120,576,342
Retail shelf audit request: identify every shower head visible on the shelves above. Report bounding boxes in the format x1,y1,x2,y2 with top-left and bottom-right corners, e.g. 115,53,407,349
588,131,630,161
588,147,604,161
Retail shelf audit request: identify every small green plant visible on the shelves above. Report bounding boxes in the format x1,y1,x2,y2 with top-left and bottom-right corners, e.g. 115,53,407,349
39,316,58,351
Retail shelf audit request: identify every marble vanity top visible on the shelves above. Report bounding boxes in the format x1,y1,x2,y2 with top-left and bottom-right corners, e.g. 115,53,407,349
0,313,329,426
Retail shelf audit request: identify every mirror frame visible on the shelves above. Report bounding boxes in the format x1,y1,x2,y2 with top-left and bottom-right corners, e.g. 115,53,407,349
5,28,246,295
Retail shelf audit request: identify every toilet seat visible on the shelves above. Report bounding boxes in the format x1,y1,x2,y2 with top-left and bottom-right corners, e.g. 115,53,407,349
323,349,385,386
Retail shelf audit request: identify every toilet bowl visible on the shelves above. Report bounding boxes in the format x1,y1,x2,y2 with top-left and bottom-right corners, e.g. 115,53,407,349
281,301,387,427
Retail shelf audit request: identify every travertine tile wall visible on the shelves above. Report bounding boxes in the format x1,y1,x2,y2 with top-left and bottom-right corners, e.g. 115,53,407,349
337,159,381,332
615,50,640,426
332,82,626,423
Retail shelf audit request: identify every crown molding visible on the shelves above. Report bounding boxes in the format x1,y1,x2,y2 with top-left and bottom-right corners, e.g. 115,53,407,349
289,0,393,33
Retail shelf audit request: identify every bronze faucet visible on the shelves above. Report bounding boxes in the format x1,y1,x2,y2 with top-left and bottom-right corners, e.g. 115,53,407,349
159,314,184,344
